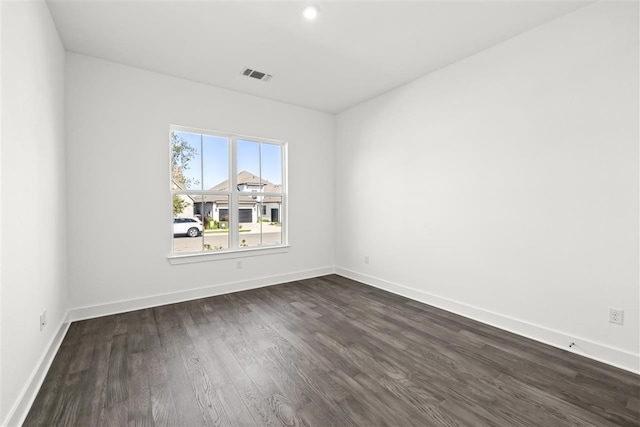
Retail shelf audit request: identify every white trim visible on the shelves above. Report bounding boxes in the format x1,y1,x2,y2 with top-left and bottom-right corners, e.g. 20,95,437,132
68,266,335,322
335,267,640,375
280,142,288,246
169,125,284,146
3,315,71,427
168,245,290,264
230,135,239,249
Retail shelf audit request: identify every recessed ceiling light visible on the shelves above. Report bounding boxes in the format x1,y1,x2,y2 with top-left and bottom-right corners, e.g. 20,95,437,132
302,5,319,21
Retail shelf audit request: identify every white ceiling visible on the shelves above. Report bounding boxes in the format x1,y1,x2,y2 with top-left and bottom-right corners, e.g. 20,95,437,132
46,0,591,113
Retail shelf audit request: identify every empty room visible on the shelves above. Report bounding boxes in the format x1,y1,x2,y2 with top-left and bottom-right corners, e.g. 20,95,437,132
1,0,639,426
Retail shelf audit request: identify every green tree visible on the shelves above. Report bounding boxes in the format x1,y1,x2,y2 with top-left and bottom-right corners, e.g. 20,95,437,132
171,131,199,216
173,194,189,216
171,131,199,188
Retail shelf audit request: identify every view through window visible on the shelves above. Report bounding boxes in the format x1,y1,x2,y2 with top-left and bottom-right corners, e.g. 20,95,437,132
171,127,286,254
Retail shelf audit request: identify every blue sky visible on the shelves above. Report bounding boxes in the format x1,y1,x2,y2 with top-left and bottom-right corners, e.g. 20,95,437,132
176,131,282,189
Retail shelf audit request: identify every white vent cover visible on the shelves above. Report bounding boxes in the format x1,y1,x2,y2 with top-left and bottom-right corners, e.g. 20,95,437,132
241,68,273,82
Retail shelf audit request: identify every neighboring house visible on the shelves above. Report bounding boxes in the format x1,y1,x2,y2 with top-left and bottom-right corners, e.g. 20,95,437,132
194,171,282,224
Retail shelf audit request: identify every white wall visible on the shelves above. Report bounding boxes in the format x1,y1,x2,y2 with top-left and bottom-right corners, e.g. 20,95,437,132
0,1,4,421
65,53,334,311
0,0,68,424
335,1,639,372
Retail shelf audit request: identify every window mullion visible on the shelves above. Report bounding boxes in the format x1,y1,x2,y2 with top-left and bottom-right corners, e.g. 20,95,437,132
229,136,239,249
281,145,287,245
258,142,263,247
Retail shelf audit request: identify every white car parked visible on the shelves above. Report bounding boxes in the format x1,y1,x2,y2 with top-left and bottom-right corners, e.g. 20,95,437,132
173,217,203,237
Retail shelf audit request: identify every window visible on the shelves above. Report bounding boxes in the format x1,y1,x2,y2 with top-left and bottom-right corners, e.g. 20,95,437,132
170,126,287,255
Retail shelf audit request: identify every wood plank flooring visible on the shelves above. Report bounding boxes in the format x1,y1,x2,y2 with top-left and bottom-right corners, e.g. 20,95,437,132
24,274,640,426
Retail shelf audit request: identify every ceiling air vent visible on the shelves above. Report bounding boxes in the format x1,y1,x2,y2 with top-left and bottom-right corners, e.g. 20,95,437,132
241,68,272,82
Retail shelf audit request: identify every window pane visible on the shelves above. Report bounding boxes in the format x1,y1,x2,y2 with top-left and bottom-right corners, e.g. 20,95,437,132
173,199,204,253
238,195,259,248
202,195,229,251
261,143,282,188
262,196,283,246
237,195,282,248
171,131,202,190
237,140,260,180
202,135,229,190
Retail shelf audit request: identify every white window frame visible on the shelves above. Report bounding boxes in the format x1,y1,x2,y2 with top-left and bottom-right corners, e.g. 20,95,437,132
169,125,288,263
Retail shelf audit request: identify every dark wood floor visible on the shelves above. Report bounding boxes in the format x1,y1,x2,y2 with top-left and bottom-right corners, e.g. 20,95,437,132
24,274,639,427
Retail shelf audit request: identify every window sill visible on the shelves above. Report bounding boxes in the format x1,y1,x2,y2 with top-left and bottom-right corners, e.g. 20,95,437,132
167,245,290,265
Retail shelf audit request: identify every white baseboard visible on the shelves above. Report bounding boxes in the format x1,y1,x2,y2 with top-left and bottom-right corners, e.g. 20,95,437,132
69,266,335,322
335,267,640,375
3,316,70,427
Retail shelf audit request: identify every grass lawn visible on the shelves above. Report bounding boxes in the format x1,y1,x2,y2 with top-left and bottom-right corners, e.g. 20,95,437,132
204,229,251,234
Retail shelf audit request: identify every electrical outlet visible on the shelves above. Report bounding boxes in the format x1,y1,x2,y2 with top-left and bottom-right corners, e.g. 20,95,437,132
236,260,243,270
364,255,370,264
609,308,624,325
40,310,47,331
